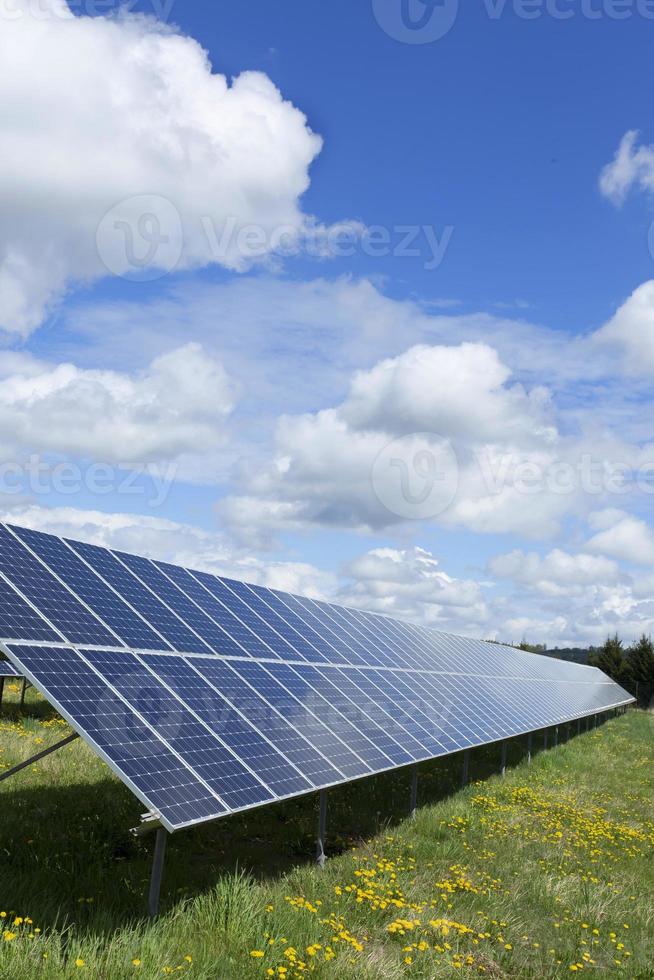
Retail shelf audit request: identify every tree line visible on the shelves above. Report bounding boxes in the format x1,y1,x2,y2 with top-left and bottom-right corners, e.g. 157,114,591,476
588,634,654,707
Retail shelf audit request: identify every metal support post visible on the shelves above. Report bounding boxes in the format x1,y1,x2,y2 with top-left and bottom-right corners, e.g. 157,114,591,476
0,732,79,784
554,726,558,748
500,740,508,778
543,729,548,750
0,677,4,712
462,749,470,787
577,718,581,735
20,678,27,709
527,731,532,766
409,766,418,819
316,790,328,869
147,827,168,918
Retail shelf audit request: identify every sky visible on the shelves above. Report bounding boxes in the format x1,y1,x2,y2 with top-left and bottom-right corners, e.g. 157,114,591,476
2,0,654,648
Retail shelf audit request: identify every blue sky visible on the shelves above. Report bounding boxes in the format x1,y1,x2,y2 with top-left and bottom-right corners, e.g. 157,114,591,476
3,0,654,647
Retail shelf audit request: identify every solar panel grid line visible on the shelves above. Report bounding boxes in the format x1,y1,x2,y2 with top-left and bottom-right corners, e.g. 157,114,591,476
327,666,429,761
290,663,416,766
9,527,168,654
367,668,465,752
142,653,314,800
414,673,492,745
0,660,19,676
235,580,332,666
0,526,117,647
355,611,427,671
116,554,249,659
193,573,309,664
65,540,210,655
153,561,258,660
130,652,279,805
0,568,64,644
277,592,374,668
217,578,314,664
302,597,389,668
229,659,366,780
334,605,403,669
85,649,274,813
2,643,224,830
251,660,374,779
280,662,397,772
111,550,231,656
242,583,335,665
69,645,230,818
184,568,286,661
191,658,345,787
265,589,365,667
345,667,446,757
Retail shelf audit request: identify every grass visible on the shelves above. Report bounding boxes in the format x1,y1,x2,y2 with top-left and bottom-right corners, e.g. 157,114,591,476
0,680,652,978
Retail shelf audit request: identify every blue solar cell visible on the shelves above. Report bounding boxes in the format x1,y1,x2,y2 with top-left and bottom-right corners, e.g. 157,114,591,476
0,526,117,646
6,644,223,828
232,660,370,780
11,526,164,651
141,654,312,798
115,552,237,656
192,574,300,661
83,649,272,812
272,592,363,666
0,573,60,643
193,658,344,787
0,660,19,677
67,540,208,654
249,586,343,664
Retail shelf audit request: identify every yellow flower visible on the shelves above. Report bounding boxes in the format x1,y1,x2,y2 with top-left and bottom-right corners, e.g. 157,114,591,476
250,950,265,958
3,931,17,942
132,960,141,967
75,959,85,968
184,957,192,964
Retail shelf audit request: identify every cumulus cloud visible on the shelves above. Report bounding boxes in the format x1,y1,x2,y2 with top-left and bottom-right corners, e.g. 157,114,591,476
338,546,487,629
0,342,234,464
219,340,584,543
489,548,621,597
585,510,654,565
0,0,323,335
599,130,654,206
593,280,654,375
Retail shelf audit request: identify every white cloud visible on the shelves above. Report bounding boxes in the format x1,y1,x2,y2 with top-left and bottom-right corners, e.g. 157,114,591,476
489,548,620,597
599,130,654,206
585,510,654,565
593,280,654,375
0,342,234,464
0,1,323,335
339,546,487,630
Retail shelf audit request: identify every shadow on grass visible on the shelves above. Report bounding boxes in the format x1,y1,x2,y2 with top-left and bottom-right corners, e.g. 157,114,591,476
0,714,589,935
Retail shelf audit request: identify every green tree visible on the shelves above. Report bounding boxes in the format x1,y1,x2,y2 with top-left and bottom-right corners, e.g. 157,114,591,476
589,633,626,684
624,634,654,705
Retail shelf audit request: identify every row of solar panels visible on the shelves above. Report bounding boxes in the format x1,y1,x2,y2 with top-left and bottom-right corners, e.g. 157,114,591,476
0,524,603,680
4,642,628,830
0,523,633,832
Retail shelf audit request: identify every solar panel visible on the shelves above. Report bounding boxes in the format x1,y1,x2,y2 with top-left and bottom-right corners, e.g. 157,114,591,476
0,522,635,832
0,660,19,677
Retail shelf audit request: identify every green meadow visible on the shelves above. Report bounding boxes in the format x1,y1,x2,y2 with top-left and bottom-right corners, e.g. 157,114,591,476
1,682,652,978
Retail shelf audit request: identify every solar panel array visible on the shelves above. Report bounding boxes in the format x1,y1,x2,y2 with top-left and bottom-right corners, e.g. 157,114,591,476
0,661,19,677
0,523,633,831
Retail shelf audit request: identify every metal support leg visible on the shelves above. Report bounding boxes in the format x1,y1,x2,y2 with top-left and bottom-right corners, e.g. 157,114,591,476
409,766,418,819
462,749,470,787
0,732,79,783
543,729,548,750
554,726,558,748
0,677,4,712
148,827,168,918
527,732,532,766
593,714,597,729
500,740,508,778
20,678,27,709
585,716,589,732
316,790,328,869
577,718,581,735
